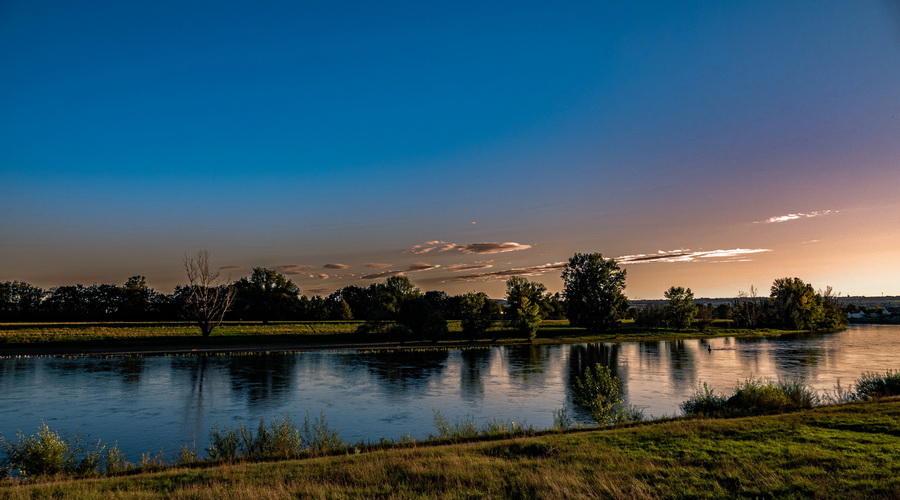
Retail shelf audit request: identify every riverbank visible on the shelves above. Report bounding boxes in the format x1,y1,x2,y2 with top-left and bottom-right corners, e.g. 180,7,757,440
2,398,897,498
0,320,809,357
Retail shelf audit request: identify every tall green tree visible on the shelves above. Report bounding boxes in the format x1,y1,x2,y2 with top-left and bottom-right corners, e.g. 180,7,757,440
664,286,697,330
562,253,629,332
367,275,421,321
458,292,500,341
232,268,302,323
769,277,824,330
504,277,546,339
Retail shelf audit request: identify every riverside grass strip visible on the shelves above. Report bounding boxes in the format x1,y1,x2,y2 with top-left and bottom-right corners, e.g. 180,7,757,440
3,398,899,499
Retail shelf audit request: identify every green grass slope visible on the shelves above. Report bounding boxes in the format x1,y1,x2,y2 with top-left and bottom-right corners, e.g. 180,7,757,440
3,398,898,499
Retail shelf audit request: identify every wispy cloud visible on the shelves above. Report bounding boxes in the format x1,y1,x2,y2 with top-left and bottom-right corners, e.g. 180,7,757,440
616,248,771,264
360,270,406,280
447,263,494,272
322,263,349,269
761,210,835,224
451,262,566,282
273,265,318,275
365,263,392,268
219,265,244,271
410,241,532,255
318,273,330,280
360,262,441,280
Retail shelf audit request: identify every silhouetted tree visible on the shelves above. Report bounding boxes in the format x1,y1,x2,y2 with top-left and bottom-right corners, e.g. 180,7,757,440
664,286,697,330
182,250,234,337
231,268,301,322
0,281,44,321
458,291,500,341
562,253,629,332
504,276,546,329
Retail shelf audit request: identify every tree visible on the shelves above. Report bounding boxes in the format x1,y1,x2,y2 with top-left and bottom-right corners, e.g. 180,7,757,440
0,281,44,322
397,296,448,342
664,286,697,330
504,277,546,340
367,276,421,321
119,276,155,321
562,253,629,332
182,250,234,337
770,277,823,330
513,295,542,342
231,268,301,322
458,292,500,341
732,285,762,328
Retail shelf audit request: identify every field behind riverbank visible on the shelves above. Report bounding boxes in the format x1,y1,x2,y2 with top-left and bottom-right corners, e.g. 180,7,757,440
2,398,898,499
0,320,803,356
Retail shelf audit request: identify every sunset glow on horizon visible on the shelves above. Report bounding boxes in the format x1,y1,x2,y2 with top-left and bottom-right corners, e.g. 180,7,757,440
2,1,899,299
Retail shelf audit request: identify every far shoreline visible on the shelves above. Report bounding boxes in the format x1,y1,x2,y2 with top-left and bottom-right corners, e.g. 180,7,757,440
0,324,820,358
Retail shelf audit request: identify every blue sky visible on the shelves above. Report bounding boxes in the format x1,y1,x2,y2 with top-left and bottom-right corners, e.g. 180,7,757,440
3,1,900,298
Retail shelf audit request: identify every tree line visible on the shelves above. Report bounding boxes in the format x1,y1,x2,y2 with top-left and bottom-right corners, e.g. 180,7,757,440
1,251,846,339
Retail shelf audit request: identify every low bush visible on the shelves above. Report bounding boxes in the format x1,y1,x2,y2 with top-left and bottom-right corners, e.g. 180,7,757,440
680,382,727,416
208,412,342,462
1,422,106,478
855,369,900,399
682,377,818,417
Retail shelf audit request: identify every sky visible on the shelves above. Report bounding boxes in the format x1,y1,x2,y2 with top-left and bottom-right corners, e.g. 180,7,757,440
2,0,899,299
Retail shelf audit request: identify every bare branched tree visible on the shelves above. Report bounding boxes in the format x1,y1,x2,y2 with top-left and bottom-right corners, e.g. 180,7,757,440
183,250,234,337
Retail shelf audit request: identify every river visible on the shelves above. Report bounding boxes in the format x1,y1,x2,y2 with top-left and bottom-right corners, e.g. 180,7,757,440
1,324,897,459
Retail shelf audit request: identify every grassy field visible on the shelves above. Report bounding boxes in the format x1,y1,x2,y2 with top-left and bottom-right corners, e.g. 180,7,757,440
2,398,897,499
0,319,806,356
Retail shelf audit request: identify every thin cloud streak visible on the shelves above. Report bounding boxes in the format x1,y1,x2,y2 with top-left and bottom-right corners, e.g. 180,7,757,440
410,241,532,255
365,263,392,268
761,210,835,223
451,262,566,282
616,248,771,264
273,265,318,275
322,263,349,269
360,262,441,280
447,263,494,272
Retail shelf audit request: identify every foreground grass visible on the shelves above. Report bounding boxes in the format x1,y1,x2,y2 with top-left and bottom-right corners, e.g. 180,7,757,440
3,398,898,499
0,320,805,356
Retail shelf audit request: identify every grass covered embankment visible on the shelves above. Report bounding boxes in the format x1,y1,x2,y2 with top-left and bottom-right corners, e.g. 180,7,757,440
0,320,805,356
2,398,898,499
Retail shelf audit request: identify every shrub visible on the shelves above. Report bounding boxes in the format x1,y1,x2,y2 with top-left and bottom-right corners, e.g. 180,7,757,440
300,410,344,454
572,364,642,425
432,410,478,440
682,377,819,417
680,382,728,416
855,369,900,399
208,412,341,461
1,422,106,478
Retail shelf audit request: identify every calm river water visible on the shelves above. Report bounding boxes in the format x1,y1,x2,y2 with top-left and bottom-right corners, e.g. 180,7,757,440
1,324,897,459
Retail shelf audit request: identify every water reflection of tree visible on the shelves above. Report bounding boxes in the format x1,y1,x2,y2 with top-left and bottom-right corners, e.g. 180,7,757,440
504,345,551,389
765,333,829,381
46,357,146,385
565,343,626,421
667,340,697,387
222,354,299,407
170,355,215,443
459,348,493,402
341,350,449,392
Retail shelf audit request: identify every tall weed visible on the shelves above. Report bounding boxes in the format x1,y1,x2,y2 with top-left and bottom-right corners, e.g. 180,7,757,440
855,369,900,399
682,377,818,417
